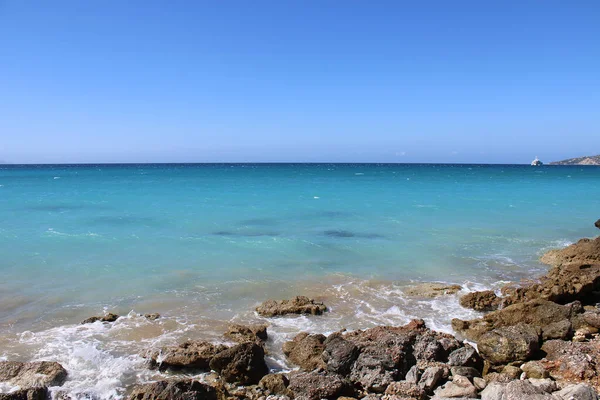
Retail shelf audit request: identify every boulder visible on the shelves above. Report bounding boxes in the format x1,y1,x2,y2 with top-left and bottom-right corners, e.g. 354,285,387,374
541,319,572,341
477,323,540,365
413,331,461,363
145,340,227,371
541,338,600,390
447,344,484,371
259,374,291,397
521,361,549,379
282,332,327,371
0,361,67,389
583,310,600,329
527,378,557,393
459,290,501,311
481,380,555,400
403,283,462,298
433,375,477,398
405,365,420,384
224,323,268,344
418,366,444,392
450,366,481,379
540,237,600,267
256,296,327,317
384,381,426,400
322,334,359,375
288,371,353,400
553,383,598,400
128,379,218,400
0,388,48,400
81,312,119,324
209,342,269,385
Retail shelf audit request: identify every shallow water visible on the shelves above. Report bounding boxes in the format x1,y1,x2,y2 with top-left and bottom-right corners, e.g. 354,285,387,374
0,163,599,398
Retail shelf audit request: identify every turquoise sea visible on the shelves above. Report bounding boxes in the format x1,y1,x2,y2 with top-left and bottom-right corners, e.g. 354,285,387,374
1,163,599,398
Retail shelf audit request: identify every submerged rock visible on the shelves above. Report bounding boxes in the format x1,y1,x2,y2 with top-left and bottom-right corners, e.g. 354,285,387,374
81,312,119,324
460,290,501,311
256,296,327,317
129,379,219,400
145,340,228,371
0,361,67,390
403,283,462,298
209,342,269,385
224,323,268,344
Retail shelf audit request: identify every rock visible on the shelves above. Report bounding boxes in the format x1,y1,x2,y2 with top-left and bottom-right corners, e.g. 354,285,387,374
481,380,555,400
501,365,523,380
128,379,218,400
256,296,327,317
81,312,119,324
541,338,600,390
541,237,600,267
447,344,484,371
405,365,420,384
450,366,481,379
282,332,327,371
473,376,487,391
0,388,48,400
583,310,600,329
521,361,549,379
322,334,359,375
403,283,462,298
452,299,579,342
209,342,269,385
146,340,227,371
483,372,515,384
541,319,573,341
224,323,268,344
477,323,540,365
384,381,426,400
596,219,600,230
434,375,477,398
0,361,67,389
144,313,160,320
288,371,353,400
259,374,291,397
418,366,444,392
527,378,558,393
460,290,501,311
413,331,461,363
553,383,598,400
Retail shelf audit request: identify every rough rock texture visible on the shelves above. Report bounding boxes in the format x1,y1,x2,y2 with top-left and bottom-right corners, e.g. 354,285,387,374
81,312,119,324
447,344,484,371
481,380,555,399
256,296,327,317
452,299,582,342
434,375,477,398
0,388,48,400
322,334,359,375
553,383,599,400
384,381,426,400
418,366,444,392
541,319,573,341
224,324,268,344
403,283,462,298
209,342,269,385
258,374,291,397
521,361,549,379
146,341,228,371
282,333,327,371
541,338,600,390
459,290,501,311
128,380,219,400
477,323,540,365
540,237,600,267
288,371,353,400
0,361,67,389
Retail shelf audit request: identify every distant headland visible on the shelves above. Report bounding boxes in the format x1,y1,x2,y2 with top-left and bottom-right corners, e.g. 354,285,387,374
550,154,600,165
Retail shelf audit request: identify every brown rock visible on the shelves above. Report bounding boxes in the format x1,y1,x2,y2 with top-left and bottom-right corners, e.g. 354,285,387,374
384,381,426,400
256,296,327,317
224,324,268,344
403,283,462,298
145,340,228,371
128,379,218,400
541,237,600,267
541,338,600,390
282,332,327,371
460,290,501,311
144,313,160,321
0,388,48,400
258,374,291,397
434,375,477,398
477,323,540,365
209,342,269,385
521,361,549,379
288,371,354,400
0,361,67,389
81,312,119,324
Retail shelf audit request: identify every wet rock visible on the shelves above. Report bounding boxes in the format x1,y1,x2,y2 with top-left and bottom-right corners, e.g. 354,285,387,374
224,323,268,344
282,332,327,371
384,381,426,400
209,342,269,385
146,340,228,371
404,283,462,298
0,361,67,389
322,334,359,375
259,374,291,397
418,366,444,392
460,290,501,311
553,383,599,400
447,344,484,371
256,296,327,317
288,371,353,400
477,323,540,365
452,299,580,342
521,361,549,379
541,338,600,390
128,379,218,400
541,319,572,341
144,313,160,320
81,312,119,324
0,388,48,400
433,375,477,398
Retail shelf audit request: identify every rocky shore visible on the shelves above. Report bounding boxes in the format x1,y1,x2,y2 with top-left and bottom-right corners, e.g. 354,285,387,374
2,220,600,400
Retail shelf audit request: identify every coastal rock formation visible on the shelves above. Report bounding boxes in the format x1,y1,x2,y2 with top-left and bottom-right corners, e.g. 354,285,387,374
541,338,600,390
283,332,327,371
0,361,67,390
224,323,268,344
322,334,359,375
81,312,119,324
146,340,228,371
459,290,501,311
129,380,219,400
256,296,327,317
540,236,600,268
477,323,540,365
0,388,48,400
549,154,600,166
209,342,269,385
288,371,354,400
404,283,462,298
258,374,292,397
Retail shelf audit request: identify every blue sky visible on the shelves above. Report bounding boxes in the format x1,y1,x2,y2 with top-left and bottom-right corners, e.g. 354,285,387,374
1,1,599,163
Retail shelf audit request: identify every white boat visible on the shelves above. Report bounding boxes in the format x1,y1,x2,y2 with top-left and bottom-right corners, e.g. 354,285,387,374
531,156,543,166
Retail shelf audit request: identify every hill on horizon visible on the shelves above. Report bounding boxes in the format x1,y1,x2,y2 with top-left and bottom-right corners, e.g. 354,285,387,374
550,155,600,165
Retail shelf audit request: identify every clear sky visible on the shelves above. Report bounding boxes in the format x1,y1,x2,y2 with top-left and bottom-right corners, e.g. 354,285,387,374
1,1,599,164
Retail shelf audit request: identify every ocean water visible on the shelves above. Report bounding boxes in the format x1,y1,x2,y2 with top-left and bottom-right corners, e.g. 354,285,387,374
0,163,599,398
